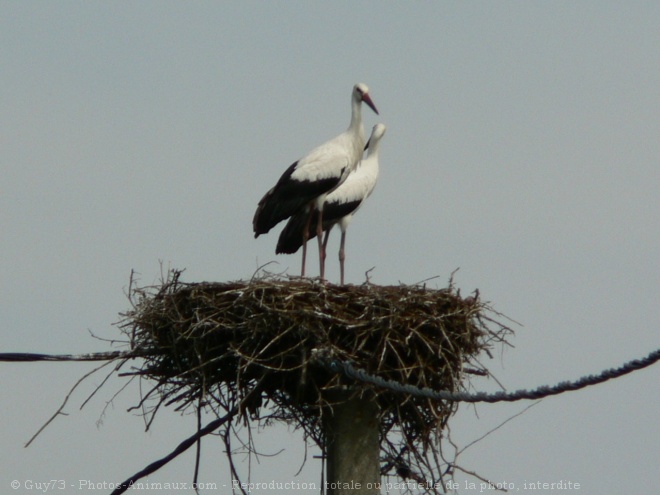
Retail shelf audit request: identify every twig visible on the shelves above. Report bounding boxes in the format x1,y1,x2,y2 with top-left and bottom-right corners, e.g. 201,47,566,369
25,360,116,447
110,408,237,495
193,397,203,493
457,401,540,456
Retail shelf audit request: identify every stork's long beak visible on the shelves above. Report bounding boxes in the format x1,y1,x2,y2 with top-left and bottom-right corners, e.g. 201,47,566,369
362,93,379,115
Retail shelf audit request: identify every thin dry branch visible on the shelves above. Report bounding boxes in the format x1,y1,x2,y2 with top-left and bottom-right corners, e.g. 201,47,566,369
25,360,115,447
109,407,237,495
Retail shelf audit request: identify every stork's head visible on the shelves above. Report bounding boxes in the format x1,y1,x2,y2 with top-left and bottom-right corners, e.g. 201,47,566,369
354,83,379,115
365,123,387,151
371,123,386,140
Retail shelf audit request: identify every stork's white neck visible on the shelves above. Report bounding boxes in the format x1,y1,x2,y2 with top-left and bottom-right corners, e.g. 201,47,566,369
366,139,380,159
347,93,364,135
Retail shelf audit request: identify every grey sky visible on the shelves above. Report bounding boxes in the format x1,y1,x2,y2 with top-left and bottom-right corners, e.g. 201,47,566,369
2,2,658,494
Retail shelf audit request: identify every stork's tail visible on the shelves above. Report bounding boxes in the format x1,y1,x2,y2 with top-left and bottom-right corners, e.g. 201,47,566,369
276,207,320,254
253,186,307,237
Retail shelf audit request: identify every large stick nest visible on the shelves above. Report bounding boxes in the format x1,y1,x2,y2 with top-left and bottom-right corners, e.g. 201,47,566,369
118,269,512,485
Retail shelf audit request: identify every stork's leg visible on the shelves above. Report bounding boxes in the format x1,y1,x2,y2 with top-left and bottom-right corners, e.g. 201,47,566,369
339,230,347,285
322,228,331,253
317,209,325,280
301,206,314,277
321,228,332,279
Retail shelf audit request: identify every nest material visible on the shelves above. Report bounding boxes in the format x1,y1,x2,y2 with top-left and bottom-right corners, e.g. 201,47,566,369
119,270,512,483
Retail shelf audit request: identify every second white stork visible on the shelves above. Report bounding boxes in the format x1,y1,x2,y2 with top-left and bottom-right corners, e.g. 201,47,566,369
276,123,386,285
253,83,378,280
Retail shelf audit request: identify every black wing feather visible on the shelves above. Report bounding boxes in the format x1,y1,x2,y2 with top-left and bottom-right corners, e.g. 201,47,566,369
253,161,342,237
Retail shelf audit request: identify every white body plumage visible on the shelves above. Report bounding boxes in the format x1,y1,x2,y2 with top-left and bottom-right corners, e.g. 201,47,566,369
277,123,386,284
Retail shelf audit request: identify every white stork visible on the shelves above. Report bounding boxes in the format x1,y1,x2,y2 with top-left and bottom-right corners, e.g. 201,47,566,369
276,123,386,285
253,83,378,280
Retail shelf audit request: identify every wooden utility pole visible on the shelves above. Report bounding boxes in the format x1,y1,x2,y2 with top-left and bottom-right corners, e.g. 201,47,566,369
325,393,380,495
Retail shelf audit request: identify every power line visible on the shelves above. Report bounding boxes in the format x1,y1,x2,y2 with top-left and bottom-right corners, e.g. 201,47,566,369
0,351,128,362
3,348,658,403
316,348,660,403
